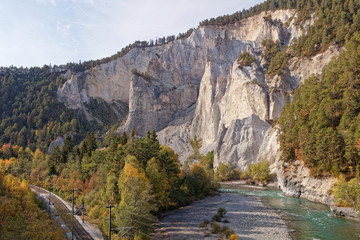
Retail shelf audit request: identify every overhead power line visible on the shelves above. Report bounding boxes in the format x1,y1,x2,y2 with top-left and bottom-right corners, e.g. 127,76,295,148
123,209,160,223
122,214,157,229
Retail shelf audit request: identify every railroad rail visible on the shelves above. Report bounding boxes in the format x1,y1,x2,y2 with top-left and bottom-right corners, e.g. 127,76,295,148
30,185,94,240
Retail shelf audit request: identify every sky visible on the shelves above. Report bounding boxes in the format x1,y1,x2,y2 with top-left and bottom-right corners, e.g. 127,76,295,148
0,0,264,67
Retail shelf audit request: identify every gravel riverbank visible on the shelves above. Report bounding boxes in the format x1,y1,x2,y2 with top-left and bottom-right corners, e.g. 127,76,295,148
154,192,292,240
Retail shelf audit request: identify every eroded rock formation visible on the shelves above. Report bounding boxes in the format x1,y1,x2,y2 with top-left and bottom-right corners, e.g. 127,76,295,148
57,9,343,203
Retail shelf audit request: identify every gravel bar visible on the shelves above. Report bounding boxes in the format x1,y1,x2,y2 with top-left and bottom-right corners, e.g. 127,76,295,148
154,192,292,240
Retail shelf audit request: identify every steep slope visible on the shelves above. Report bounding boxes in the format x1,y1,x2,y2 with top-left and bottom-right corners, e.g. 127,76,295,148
57,10,303,160
56,9,342,172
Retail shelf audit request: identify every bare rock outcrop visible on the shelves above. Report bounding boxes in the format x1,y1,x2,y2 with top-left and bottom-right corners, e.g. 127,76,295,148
330,206,360,219
276,160,336,205
120,74,198,135
56,9,344,206
214,115,270,171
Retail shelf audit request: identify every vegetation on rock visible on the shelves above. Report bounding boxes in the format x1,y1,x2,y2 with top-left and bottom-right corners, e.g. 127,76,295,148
279,33,360,178
334,175,360,210
237,52,256,69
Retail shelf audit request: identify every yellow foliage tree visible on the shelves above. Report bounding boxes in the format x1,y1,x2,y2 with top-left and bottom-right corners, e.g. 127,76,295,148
116,163,157,238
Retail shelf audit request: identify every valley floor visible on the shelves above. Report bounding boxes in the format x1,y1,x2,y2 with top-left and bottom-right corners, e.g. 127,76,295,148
154,192,292,240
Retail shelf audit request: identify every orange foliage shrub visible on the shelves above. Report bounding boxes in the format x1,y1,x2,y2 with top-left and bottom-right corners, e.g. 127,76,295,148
0,172,64,239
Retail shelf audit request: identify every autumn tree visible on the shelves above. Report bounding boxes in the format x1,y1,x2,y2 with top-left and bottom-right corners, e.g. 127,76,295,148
116,163,157,238
146,158,171,211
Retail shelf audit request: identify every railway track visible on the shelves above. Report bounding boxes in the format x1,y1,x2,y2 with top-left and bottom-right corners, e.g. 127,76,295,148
30,185,94,240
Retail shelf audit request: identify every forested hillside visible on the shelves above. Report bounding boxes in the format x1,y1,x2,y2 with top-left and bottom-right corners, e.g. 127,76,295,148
280,34,360,178
279,0,360,178
0,130,218,239
0,66,92,152
278,0,360,210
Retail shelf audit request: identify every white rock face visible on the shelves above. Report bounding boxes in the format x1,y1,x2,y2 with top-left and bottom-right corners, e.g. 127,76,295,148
214,115,270,171
276,160,336,205
157,123,192,161
57,9,342,189
58,9,300,135
288,44,343,84
119,74,198,135
219,62,268,126
57,73,83,109
257,125,282,164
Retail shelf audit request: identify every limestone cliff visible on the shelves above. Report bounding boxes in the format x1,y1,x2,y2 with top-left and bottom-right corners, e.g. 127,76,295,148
58,10,299,133
276,160,336,205
57,9,343,204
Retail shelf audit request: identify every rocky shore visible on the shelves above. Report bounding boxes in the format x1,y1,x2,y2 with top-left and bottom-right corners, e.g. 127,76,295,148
330,206,360,220
154,192,292,240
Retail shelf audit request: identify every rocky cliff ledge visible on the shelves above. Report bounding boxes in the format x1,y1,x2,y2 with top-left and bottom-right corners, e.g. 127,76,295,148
276,160,335,205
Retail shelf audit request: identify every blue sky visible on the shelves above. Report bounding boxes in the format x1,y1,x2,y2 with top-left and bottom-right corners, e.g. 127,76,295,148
0,0,264,67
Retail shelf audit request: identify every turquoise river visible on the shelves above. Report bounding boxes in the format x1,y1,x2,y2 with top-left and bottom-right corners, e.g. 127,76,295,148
221,187,360,240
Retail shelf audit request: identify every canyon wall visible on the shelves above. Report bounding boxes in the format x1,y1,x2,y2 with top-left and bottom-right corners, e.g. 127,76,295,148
57,9,343,203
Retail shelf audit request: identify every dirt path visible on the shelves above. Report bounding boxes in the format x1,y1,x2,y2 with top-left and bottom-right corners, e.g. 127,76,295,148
155,192,291,240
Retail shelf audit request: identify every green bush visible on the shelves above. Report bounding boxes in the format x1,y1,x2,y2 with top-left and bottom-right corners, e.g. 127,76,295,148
212,213,222,222
204,207,237,239
334,176,360,210
267,49,288,77
199,219,209,228
217,207,227,218
246,160,273,183
237,52,255,69
216,162,240,181
131,68,150,80
211,221,221,234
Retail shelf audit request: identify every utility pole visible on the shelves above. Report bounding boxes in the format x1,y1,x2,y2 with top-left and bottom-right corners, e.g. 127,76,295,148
49,175,52,214
105,205,115,240
81,201,85,224
70,189,77,240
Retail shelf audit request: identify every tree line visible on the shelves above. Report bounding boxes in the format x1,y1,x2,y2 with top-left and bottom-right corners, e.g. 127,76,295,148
279,32,360,178
0,65,93,153
0,130,219,239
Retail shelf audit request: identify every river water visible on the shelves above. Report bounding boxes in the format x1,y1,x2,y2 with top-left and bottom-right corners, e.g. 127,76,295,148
220,187,360,240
